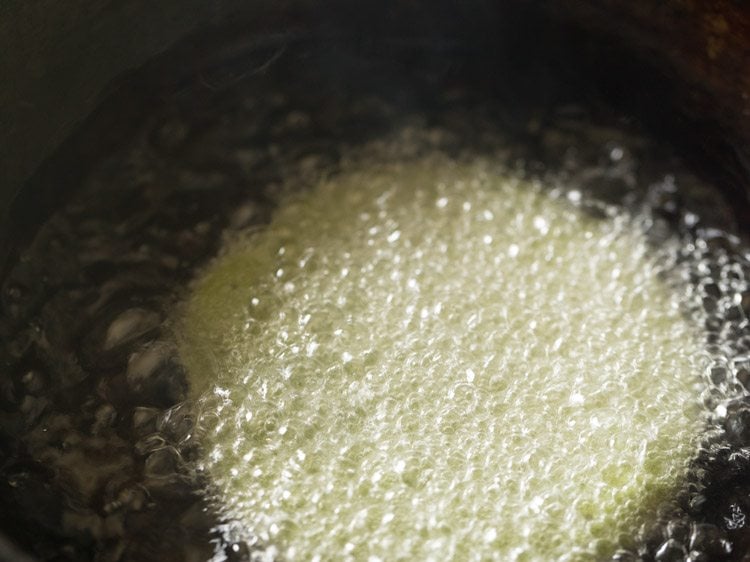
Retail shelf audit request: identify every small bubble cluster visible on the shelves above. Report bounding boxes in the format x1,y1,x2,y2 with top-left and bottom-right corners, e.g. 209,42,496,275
180,151,709,561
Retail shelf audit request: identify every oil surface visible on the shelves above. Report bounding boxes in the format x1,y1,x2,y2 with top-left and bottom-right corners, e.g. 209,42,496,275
4,32,750,562
180,149,707,561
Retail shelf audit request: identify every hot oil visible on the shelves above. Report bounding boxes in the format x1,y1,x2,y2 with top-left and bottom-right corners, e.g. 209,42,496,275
0,41,748,562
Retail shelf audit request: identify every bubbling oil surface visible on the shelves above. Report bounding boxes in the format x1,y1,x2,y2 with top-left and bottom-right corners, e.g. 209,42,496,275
180,151,707,561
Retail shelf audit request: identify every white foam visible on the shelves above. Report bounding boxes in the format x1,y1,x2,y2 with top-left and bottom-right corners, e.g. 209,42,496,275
180,151,707,561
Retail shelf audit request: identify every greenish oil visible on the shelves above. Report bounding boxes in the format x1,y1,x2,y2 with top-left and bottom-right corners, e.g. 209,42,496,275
179,152,706,561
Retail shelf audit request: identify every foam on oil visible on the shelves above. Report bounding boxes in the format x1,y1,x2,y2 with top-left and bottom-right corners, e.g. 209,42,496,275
179,151,707,561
